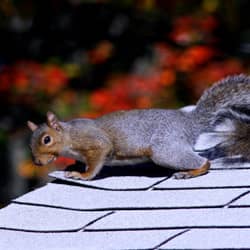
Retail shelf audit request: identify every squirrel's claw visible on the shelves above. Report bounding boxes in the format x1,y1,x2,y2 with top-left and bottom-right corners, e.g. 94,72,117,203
172,171,193,179
64,171,93,181
65,171,83,180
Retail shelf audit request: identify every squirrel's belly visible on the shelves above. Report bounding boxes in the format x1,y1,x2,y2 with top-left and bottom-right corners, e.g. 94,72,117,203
105,157,149,166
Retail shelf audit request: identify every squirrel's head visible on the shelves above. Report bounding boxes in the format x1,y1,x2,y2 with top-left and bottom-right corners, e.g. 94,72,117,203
27,111,64,166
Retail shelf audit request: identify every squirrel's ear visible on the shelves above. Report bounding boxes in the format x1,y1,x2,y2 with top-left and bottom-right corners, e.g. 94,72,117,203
47,111,62,132
27,121,38,131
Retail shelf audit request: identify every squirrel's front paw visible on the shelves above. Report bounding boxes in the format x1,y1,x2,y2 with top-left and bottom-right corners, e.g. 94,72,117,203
64,171,93,181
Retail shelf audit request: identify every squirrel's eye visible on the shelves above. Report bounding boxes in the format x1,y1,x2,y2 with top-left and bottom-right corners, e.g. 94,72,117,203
43,135,51,145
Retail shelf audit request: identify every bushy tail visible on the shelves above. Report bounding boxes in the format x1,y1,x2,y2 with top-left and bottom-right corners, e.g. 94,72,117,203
195,74,250,126
194,105,250,164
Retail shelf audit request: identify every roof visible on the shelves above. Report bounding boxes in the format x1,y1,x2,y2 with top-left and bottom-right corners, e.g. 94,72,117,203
0,162,250,250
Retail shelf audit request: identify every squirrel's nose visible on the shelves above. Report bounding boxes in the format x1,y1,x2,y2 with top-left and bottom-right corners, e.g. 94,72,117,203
34,158,42,166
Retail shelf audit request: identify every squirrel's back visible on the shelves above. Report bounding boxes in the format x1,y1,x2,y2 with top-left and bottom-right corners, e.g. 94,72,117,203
95,108,194,152
96,108,192,135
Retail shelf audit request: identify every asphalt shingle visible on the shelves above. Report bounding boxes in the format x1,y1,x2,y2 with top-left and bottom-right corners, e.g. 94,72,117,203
14,183,248,210
86,208,250,231
50,171,166,191
161,229,250,249
0,203,108,232
154,169,250,189
0,229,184,250
1,164,250,249
229,192,250,207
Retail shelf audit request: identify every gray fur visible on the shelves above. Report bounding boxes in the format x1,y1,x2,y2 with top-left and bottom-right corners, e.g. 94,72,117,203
95,109,206,170
29,74,250,179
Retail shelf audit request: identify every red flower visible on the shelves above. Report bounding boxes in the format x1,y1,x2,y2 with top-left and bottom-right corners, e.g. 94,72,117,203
44,65,68,94
170,15,217,45
80,111,100,119
88,40,113,64
199,15,218,32
0,68,11,92
187,46,215,64
90,89,113,109
158,69,176,86
136,96,152,108
13,70,29,91
177,46,215,72
190,59,245,97
154,43,178,67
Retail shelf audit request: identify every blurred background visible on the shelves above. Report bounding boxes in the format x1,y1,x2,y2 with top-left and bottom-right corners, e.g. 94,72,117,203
0,0,249,206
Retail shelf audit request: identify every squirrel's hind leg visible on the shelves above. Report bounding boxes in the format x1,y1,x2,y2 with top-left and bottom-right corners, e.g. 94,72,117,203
172,160,210,179
151,146,210,179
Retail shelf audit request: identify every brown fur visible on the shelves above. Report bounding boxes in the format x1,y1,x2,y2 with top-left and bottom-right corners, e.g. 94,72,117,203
173,161,210,179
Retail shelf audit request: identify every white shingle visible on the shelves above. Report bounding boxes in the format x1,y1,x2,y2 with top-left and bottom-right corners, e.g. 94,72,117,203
2,164,250,250
230,192,250,207
50,171,165,190
87,208,250,230
0,229,183,250
211,161,250,169
161,229,250,249
154,169,250,189
0,204,108,232
14,183,248,210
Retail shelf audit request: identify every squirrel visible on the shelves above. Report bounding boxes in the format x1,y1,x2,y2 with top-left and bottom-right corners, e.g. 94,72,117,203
27,74,250,180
